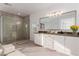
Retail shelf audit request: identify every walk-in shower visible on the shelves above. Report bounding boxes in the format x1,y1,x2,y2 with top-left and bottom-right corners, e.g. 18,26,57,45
0,12,30,44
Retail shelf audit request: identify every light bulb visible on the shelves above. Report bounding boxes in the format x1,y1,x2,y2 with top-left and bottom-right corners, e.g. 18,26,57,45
46,11,64,17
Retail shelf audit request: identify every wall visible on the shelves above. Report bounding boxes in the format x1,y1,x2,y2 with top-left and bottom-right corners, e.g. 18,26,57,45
30,4,79,41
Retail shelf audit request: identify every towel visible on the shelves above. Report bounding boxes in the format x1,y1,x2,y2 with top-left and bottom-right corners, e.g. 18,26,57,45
2,44,16,55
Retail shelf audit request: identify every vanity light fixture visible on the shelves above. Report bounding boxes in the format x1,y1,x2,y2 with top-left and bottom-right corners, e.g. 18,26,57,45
46,11,64,17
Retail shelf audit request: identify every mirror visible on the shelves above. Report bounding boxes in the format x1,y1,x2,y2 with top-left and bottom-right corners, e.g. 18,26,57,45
39,10,77,32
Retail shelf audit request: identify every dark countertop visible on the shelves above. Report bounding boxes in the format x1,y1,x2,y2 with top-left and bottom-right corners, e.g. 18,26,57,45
35,32,79,37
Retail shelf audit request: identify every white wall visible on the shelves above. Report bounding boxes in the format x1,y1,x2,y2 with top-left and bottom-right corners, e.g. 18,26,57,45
30,4,79,41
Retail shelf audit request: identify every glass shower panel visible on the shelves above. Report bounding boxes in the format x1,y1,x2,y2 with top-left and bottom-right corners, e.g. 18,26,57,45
0,16,1,43
2,15,17,44
0,14,29,44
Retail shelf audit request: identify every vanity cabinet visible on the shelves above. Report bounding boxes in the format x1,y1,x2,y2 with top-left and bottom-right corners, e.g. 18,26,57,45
43,34,54,50
34,33,79,55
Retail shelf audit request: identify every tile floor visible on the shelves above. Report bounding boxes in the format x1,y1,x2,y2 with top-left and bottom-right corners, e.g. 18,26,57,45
13,40,67,56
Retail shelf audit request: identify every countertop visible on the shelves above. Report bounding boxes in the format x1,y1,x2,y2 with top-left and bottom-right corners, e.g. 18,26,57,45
35,32,79,37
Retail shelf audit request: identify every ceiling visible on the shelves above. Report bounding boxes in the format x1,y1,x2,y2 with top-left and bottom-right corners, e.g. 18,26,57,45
0,3,79,17
0,3,54,16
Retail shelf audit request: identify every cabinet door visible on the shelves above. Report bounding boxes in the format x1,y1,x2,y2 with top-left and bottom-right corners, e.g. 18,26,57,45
54,35,65,54
74,37,79,55
34,34,43,46
43,34,54,50
64,36,73,55
64,36,77,56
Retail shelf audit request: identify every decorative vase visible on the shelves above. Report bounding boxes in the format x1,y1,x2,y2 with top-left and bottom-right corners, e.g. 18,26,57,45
72,31,77,36
70,25,79,36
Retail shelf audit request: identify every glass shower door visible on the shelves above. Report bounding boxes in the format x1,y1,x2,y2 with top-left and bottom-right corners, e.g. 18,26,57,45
2,15,16,44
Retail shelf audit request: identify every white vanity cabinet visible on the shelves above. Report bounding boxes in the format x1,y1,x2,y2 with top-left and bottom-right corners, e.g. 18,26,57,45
64,36,79,56
34,34,43,46
34,33,79,56
43,34,54,50
53,35,65,54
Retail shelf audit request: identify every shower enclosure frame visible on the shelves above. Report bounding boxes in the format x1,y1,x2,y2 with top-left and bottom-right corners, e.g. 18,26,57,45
0,15,3,43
